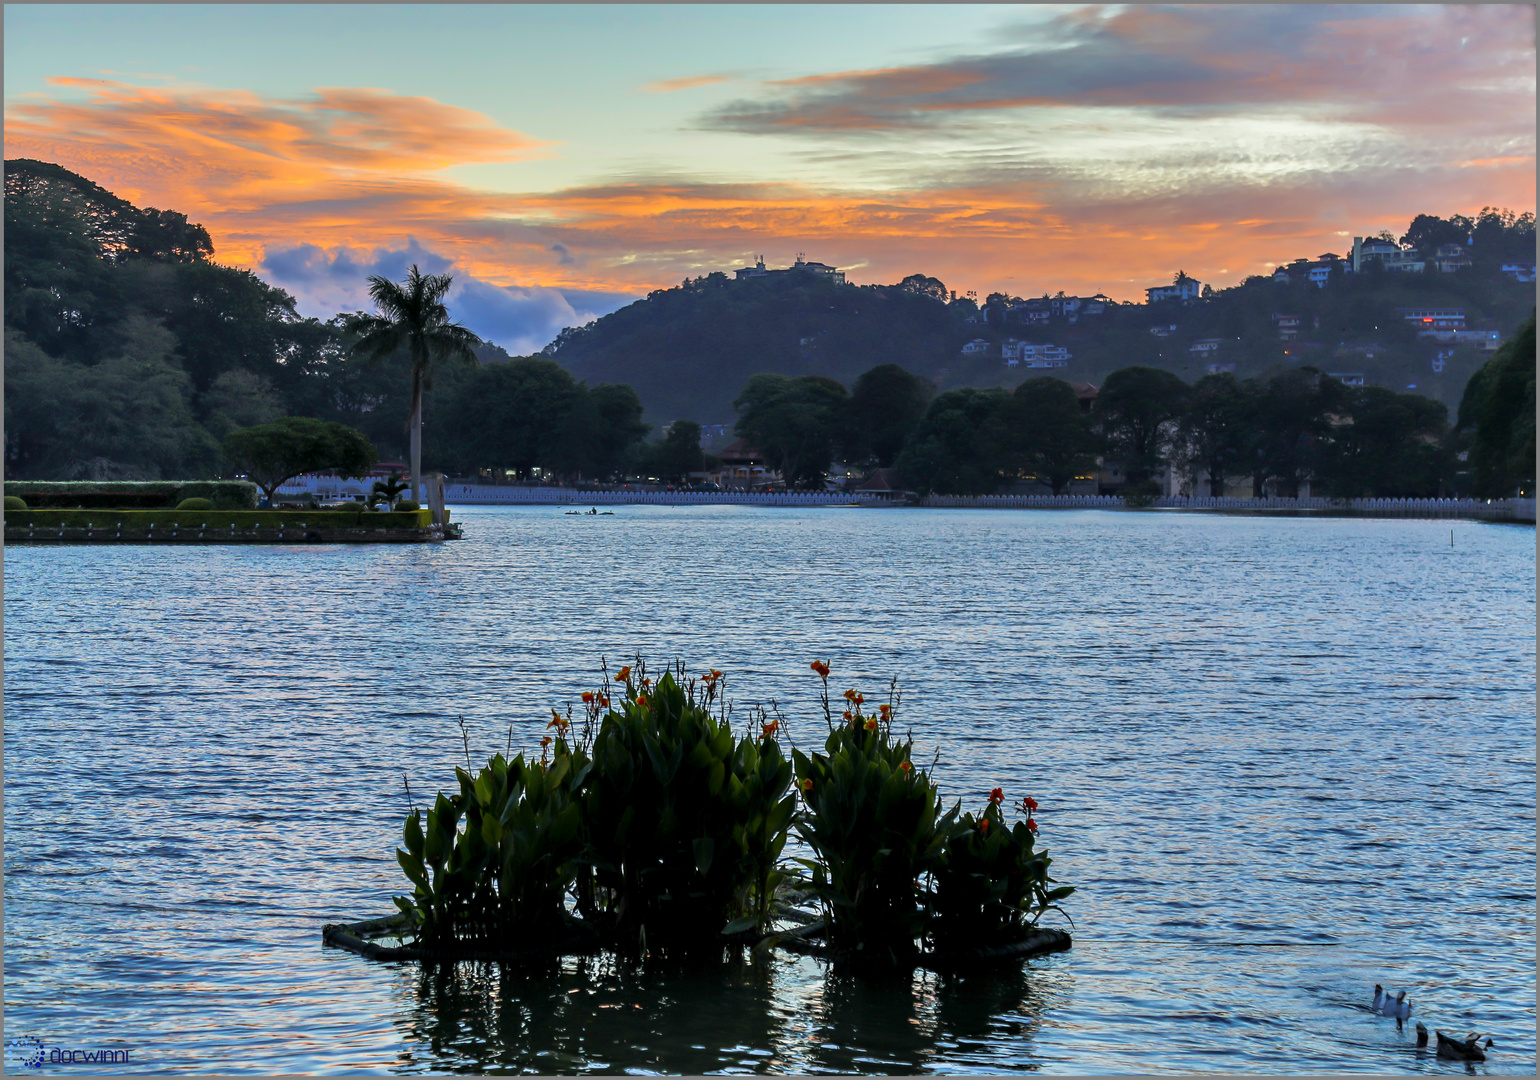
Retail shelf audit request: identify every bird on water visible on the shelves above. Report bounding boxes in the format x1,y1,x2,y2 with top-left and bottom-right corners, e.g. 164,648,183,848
1435,1030,1495,1061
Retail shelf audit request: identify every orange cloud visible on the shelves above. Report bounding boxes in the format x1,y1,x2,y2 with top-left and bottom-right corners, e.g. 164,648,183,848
6,76,1534,313
643,74,732,93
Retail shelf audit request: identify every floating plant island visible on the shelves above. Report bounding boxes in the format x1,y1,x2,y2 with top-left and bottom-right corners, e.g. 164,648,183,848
324,661,1074,971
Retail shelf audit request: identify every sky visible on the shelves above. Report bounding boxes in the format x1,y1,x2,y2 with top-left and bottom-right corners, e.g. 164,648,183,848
5,4,1535,354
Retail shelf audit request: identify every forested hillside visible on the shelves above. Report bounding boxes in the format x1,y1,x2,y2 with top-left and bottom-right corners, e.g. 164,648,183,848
3,159,518,479
546,220,1534,426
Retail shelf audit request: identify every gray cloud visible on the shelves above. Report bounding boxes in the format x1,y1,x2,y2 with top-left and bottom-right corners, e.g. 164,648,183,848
258,240,638,354
699,5,1533,137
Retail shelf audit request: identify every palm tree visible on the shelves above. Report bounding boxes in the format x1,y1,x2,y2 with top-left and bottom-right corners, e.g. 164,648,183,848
343,265,480,502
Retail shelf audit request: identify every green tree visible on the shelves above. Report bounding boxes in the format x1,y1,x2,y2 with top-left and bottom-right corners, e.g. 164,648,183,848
646,420,706,483
433,357,585,481
1092,366,1190,485
1248,367,1349,497
1009,377,1097,494
732,373,848,489
845,363,933,467
894,387,1015,495
1319,386,1451,497
1173,373,1256,497
1457,313,1536,497
342,265,480,502
561,382,650,481
222,416,377,504
200,368,283,441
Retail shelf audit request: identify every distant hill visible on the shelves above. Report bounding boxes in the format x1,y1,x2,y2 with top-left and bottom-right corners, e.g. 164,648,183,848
545,250,1535,424
543,270,966,425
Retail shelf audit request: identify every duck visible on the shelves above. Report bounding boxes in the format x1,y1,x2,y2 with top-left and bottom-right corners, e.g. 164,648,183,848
1385,991,1411,1021
1435,1030,1494,1061
1372,984,1389,1013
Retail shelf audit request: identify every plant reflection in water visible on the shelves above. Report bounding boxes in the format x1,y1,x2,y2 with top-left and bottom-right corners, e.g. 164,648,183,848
394,950,1067,1073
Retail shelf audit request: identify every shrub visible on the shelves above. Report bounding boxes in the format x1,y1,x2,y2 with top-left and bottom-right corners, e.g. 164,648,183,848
929,792,1074,950
176,497,214,511
578,664,795,952
395,498,420,512
395,746,590,950
4,496,27,510
2,481,259,510
792,665,959,962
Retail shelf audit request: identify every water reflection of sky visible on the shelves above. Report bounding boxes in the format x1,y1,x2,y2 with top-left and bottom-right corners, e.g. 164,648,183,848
3,508,1534,1073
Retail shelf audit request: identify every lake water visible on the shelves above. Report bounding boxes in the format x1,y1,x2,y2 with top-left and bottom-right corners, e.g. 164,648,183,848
4,505,1534,1074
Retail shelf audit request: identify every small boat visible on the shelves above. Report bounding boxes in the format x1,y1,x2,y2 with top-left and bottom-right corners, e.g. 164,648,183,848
1435,1030,1493,1061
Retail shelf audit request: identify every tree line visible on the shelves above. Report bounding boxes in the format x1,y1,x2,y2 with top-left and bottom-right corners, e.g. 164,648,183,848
727,319,1534,500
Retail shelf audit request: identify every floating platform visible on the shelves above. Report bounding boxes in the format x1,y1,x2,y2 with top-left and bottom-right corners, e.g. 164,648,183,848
321,911,1071,971
5,509,454,544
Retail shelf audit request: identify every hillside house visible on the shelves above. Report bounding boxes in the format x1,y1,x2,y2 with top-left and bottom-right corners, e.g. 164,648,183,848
1073,382,1098,414
1006,299,1051,324
1417,329,1502,350
1352,236,1424,273
961,338,992,357
1188,338,1225,356
1204,361,1238,375
733,255,846,285
1001,341,1071,368
1328,372,1367,387
1432,243,1473,273
1500,261,1536,282
1146,278,1202,303
1396,306,1466,329
1273,313,1301,339
1149,324,1177,337
1050,295,1080,317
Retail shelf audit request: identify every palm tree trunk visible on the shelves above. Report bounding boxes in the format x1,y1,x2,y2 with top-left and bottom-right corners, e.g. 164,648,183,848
409,373,423,504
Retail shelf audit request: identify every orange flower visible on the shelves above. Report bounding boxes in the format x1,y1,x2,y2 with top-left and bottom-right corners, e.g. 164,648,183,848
642,677,651,688
810,660,830,678
637,693,650,708
842,710,853,721
547,713,569,732
854,693,865,705
598,695,610,708
899,760,912,772
979,818,990,835
540,736,553,748
842,688,857,702
581,691,595,704
879,703,892,717
864,717,877,731
801,777,814,791
616,665,632,682
761,719,779,738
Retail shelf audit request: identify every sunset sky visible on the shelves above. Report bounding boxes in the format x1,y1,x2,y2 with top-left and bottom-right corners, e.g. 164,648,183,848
6,4,1535,353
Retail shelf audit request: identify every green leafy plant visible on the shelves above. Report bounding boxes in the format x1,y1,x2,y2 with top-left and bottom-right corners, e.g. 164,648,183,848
4,496,27,510
371,471,410,509
395,498,421,512
175,497,214,511
394,743,591,950
928,791,1074,950
792,663,960,962
577,662,795,953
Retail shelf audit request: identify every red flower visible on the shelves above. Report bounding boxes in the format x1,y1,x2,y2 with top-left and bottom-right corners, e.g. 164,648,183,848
616,665,632,683
989,788,1004,805
801,778,814,792
637,693,649,708
581,691,595,704
898,761,912,772
979,818,990,834
1022,796,1039,812
1026,818,1039,833
810,660,830,678
761,719,779,738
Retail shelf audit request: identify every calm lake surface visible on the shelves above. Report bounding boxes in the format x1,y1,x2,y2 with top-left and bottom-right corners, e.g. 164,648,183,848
4,506,1535,1075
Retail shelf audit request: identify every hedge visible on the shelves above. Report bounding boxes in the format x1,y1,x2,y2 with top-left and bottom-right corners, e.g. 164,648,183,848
4,481,260,511
6,509,438,530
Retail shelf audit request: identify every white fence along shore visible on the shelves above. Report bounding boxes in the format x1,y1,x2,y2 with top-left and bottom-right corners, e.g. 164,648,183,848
273,477,1534,522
